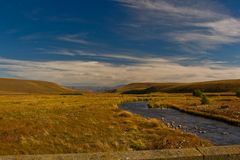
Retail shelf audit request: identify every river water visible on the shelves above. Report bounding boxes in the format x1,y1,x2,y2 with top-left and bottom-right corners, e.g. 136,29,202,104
119,102,240,145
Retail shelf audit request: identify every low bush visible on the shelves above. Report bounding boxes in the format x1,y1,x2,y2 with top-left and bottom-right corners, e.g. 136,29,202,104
192,89,203,97
236,89,240,97
201,95,209,105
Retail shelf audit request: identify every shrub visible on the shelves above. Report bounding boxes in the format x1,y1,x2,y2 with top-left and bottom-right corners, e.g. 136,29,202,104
201,95,209,105
236,89,240,97
192,89,203,97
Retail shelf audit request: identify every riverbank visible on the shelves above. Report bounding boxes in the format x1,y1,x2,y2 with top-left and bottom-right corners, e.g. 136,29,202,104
147,94,240,126
148,102,240,126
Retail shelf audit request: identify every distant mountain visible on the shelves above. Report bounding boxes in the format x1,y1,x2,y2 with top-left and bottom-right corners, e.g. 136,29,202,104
114,79,240,94
0,78,78,94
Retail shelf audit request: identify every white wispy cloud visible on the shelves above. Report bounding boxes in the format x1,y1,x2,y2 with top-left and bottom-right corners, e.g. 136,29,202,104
58,34,92,45
0,57,239,86
195,18,240,37
116,0,240,52
40,48,189,63
117,0,227,20
170,18,240,50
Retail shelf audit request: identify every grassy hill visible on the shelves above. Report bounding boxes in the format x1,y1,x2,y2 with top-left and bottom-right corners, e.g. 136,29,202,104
112,83,182,94
114,79,240,94
0,78,78,94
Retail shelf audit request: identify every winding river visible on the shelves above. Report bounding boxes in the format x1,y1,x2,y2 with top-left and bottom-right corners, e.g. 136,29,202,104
119,102,240,145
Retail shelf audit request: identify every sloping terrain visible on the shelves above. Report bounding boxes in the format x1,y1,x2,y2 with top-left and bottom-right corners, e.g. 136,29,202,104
112,83,182,94
0,78,77,94
162,80,240,93
115,79,240,94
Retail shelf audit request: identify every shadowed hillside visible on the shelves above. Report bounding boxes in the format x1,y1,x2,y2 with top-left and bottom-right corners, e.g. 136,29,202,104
112,83,182,94
114,80,240,94
0,78,77,94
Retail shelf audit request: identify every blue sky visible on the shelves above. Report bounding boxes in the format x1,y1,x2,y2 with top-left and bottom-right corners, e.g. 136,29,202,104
1,0,240,86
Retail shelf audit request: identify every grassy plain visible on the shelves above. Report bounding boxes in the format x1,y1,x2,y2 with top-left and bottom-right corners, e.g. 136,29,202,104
0,93,210,155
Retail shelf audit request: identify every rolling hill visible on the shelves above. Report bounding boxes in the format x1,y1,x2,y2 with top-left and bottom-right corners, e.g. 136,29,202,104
114,79,240,94
0,78,78,94
112,83,182,94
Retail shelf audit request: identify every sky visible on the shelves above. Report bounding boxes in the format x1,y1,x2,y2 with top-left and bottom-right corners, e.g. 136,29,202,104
1,0,240,86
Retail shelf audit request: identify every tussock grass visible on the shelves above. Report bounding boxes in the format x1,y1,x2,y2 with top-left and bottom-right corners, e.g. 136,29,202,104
0,93,211,155
141,118,161,128
117,111,133,117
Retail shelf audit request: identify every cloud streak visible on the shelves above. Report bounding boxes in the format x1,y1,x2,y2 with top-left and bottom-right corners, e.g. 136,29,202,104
117,0,227,20
58,34,92,45
40,48,193,64
116,0,240,52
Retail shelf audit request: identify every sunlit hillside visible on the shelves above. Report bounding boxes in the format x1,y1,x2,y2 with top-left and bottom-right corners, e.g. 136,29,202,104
0,78,76,94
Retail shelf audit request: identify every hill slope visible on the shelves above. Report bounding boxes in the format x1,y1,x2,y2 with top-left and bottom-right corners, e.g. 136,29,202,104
0,78,77,94
114,79,240,94
112,83,182,94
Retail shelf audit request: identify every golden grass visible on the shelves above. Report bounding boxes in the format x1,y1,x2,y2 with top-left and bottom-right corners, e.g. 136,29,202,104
117,111,133,117
0,78,76,94
0,93,210,155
